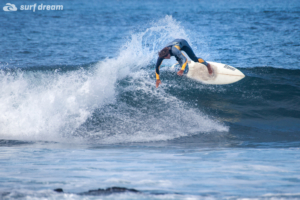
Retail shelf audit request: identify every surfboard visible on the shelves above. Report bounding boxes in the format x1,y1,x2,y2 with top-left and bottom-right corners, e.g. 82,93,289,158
171,61,245,85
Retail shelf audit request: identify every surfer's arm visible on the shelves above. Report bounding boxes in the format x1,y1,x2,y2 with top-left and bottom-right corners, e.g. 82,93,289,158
155,57,164,80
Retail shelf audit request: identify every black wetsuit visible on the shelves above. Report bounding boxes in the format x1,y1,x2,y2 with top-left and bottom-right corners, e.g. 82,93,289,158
155,39,208,80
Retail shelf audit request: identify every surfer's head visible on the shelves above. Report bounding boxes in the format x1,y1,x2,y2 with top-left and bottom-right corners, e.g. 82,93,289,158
158,47,170,59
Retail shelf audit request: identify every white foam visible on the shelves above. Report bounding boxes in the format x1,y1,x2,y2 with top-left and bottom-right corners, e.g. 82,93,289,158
0,66,116,141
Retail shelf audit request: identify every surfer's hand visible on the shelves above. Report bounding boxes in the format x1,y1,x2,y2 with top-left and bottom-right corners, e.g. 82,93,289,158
156,79,161,88
177,70,184,76
207,63,213,75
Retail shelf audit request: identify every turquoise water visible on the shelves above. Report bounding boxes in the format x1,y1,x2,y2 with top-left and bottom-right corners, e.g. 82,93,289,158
1,0,300,199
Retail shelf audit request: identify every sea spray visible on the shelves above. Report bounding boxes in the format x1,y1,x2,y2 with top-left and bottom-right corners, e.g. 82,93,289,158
0,16,228,143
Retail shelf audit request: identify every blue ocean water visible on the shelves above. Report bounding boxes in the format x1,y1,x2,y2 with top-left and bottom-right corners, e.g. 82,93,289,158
1,0,300,199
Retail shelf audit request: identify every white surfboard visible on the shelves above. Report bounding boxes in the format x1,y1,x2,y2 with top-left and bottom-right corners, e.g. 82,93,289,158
171,61,245,85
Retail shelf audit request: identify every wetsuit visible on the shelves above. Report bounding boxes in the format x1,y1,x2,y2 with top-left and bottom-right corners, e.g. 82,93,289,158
155,39,209,80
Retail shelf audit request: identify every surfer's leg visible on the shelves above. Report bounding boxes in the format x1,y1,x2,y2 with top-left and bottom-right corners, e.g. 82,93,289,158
181,41,213,75
181,42,208,65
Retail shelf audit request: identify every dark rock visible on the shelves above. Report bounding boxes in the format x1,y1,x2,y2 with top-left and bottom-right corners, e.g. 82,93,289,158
54,188,63,193
53,186,140,196
78,187,140,196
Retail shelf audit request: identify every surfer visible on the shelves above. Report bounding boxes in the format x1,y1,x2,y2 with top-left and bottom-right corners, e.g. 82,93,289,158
155,39,213,88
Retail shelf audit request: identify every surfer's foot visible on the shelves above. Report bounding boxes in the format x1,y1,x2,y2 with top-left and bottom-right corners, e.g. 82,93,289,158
207,63,213,75
177,70,184,76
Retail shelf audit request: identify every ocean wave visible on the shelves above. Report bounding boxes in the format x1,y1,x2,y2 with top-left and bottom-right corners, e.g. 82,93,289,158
1,15,299,144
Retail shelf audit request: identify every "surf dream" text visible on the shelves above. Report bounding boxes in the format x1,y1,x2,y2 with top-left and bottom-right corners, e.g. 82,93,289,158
20,4,63,12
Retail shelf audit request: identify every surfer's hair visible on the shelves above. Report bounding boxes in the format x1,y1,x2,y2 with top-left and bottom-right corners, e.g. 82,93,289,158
158,47,170,58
